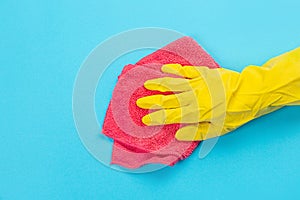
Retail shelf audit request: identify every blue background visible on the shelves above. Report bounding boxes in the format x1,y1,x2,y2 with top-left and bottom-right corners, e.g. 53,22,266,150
1,0,300,199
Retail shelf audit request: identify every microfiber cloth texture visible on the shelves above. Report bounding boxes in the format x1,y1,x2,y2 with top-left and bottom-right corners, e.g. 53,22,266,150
102,36,220,169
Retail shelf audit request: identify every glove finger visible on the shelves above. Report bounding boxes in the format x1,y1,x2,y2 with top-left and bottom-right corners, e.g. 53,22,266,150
142,105,202,126
136,91,194,109
175,123,212,141
162,64,209,79
144,77,194,92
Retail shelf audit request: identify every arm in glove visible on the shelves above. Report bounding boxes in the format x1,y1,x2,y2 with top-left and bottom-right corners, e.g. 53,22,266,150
136,47,300,141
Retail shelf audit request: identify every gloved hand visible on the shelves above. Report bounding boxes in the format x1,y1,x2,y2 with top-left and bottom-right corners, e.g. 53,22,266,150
136,47,300,141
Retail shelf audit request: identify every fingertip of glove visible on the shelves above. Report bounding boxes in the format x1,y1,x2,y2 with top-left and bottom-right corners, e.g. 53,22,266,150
175,126,204,141
175,130,198,141
136,98,144,108
162,63,181,70
144,79,159,91
142,115,152,126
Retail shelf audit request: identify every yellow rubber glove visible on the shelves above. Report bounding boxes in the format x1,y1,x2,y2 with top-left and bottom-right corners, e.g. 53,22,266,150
136,47,300,141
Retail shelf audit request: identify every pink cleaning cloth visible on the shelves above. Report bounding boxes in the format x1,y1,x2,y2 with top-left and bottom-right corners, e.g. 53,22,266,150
102,36,220,169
